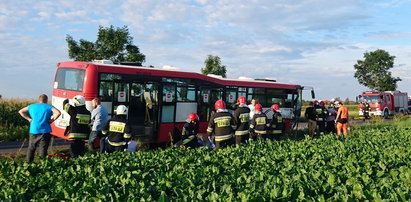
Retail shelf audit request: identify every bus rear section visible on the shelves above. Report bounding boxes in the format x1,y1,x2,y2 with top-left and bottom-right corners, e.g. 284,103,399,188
51,62,97,139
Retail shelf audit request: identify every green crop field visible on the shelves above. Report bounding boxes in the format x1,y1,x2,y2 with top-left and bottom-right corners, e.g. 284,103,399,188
0,99,34,142
1,119,411,201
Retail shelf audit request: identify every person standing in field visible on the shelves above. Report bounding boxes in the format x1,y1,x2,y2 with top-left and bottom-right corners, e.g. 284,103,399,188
18,94,61,163
233,96,250,146
335,102,349,136
207,100,236,150
269,104,283,140
304,101,317,138
63,95,91,158
326,102,337,133
249,104,269,139
89,98,108,153
102,105,132,153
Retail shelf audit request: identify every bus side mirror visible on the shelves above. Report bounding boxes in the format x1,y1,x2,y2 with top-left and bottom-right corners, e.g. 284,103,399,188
311,90,315,99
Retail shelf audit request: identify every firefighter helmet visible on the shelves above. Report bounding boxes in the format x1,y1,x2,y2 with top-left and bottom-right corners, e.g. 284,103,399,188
116,105,128,115
73,95,86,106
215,99,226,110
255,104,263,112
188,113,199,122
314,100,319,105
271,104,280,111
237,96,246,104
319,101,325,106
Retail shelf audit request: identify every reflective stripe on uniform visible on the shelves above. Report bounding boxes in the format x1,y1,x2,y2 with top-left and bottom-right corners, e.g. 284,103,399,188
214,134,233,142
102,130,108,135
63,103,70,112
316,118,324,121
235,130,249,136
108,140,127,146
272,130,282,134
207,127,213,133
76,114,91,124
182,135,196,145
254,130,267,134
68,133,87,139
124,133,131,138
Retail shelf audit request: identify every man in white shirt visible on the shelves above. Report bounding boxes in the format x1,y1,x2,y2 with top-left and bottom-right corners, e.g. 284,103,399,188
248,99,257,120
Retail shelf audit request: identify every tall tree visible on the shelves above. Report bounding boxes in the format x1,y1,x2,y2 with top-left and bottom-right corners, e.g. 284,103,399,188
201,55,227,78
66,25,145,63
354,49,401,91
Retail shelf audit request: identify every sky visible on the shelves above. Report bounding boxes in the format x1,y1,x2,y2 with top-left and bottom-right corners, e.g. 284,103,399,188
1,0,411,101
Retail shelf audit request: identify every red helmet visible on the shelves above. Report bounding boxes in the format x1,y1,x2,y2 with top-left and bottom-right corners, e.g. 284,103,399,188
314,100,319,105
237,96,246,104
215,99,226,110
188,113,199,122
319,101,325,106
271,104,280,111
255,104,262,112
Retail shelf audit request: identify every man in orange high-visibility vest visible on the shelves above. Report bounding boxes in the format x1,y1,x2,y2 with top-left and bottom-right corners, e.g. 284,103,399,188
335,101,349,136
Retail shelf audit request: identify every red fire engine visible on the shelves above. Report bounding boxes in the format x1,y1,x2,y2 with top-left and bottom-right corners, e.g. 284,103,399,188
357,91,409,118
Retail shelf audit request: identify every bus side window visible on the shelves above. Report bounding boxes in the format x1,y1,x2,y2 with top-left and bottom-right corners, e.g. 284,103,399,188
99,81,113,101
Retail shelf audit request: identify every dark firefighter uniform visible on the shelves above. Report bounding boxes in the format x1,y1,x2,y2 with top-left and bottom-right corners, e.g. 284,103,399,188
207,111,236,150
249,112,270,139
233,104,250,145
270,111,283,140
63,101,91,158
102,116,132,153
314,104,327,135
178,120,200,148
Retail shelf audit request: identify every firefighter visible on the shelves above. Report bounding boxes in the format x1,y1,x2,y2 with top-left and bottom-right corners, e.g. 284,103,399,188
314,100,328,135
233,96,250,146
335,102,349,136
362,100,370,120
305,101,317,138
176,113,200,148
207,100,236,150
102,105,132,153
326,102,337,133
63,95,91,158
249,104,270,139
269,104,283,140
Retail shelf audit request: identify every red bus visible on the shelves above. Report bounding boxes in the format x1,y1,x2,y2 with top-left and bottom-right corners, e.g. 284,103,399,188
51,60,306,143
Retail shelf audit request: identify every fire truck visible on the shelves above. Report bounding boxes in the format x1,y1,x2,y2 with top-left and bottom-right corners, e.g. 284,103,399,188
357,91,409,118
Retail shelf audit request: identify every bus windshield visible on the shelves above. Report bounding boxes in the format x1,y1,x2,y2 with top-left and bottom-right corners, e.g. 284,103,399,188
362,95,380,104
54,68,85,92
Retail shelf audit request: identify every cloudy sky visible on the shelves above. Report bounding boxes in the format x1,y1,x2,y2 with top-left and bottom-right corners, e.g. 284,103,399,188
1,0,410,100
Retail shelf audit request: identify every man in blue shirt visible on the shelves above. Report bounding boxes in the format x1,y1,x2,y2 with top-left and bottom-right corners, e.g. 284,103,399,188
89,98,108,153
18,94,61,163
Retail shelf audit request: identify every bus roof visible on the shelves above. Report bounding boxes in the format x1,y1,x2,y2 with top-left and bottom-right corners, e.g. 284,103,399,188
58,61,302,90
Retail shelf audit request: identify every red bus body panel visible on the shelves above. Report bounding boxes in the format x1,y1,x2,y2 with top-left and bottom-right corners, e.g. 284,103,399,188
52,61,302,142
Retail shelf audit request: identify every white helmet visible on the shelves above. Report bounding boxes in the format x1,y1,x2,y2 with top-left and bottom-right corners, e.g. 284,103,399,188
73,95,86,106
116,105,128,115
334,101,340,105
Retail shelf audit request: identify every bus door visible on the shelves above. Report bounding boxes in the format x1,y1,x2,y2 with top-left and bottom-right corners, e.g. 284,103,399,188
129,82,159,139
198,87,223,122
157,83,177,142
